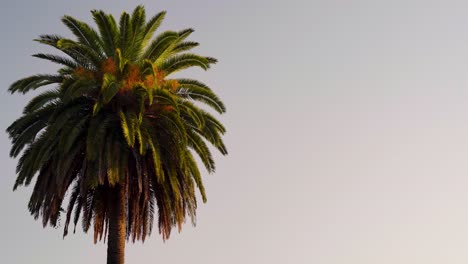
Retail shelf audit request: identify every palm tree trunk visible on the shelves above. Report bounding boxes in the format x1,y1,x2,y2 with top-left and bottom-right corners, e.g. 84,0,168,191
107,184,126,264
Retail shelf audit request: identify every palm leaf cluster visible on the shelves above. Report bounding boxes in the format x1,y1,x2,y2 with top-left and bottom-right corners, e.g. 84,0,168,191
7,6,226,242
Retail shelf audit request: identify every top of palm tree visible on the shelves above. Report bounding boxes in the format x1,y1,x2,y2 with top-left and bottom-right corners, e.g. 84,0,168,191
7,5,227,243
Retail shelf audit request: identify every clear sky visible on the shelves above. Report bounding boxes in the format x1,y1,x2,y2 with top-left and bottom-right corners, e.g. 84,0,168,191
2,0,468,263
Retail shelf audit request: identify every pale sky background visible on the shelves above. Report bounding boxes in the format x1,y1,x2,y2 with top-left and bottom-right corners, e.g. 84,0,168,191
3,0,468,263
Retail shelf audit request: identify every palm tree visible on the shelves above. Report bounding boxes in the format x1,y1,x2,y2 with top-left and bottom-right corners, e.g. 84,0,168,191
7,6,227,264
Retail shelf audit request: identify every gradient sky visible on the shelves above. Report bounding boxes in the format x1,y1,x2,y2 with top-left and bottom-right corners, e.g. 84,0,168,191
3,0,468,263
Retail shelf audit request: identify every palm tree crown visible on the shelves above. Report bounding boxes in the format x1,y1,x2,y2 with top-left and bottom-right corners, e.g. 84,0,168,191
7,5,227,244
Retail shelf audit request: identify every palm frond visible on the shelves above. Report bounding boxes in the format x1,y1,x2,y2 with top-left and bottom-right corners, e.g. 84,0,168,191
171,41,199,54
154,28,195,64
33,53,78,68
91,10,118,57
119,12,132,59
141,11,166,47
61,15,105,57
176,79,226,113
142,31,179,62
9,74,63,94
158,54,216,75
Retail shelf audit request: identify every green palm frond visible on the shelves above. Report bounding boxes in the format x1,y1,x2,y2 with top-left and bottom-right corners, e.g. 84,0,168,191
61,15,104,57
159,53,216,75
9,74,63,94
141,10,166,47
119,12,132,59
32,53,79,68
57,38,102,67
127,5,146,59
171,41,199,54
91,10,119,57
142,31,179,61
35,35,97,68
176,78,226,113
23,88,60,113
154,28,195,64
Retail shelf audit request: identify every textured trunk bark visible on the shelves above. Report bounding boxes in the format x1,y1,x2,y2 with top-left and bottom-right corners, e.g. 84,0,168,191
107,184,126,264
